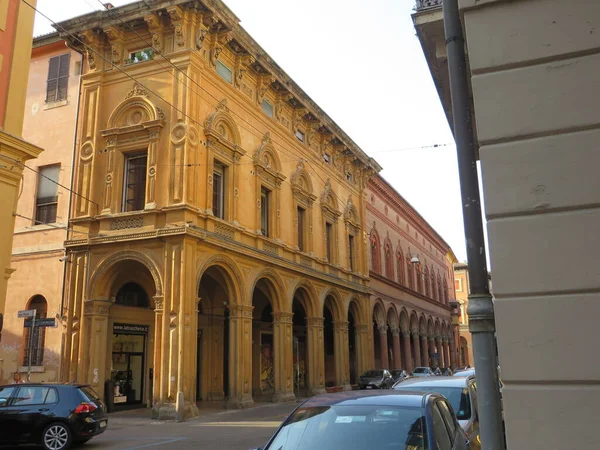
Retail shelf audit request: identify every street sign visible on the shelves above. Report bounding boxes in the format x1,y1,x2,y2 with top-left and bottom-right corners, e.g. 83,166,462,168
24,318,56,328
17,310,35,318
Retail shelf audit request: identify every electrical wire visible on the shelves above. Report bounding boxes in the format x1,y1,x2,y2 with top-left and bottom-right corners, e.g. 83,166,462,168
13,213,96,237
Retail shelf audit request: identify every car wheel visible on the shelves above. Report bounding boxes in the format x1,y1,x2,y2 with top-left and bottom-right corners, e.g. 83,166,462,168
42,422,72,450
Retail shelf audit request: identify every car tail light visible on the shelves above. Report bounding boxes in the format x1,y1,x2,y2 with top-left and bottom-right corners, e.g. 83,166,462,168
74,402,97,414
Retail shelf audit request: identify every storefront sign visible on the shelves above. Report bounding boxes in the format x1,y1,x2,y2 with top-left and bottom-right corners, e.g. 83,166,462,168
113,323,149,335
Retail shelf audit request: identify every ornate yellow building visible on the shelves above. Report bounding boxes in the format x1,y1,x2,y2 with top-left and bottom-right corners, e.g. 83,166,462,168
56,0,380,418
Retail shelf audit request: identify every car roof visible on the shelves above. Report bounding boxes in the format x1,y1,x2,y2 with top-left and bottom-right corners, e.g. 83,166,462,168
396,376,471,388
301,390,440,409
0,383,89,389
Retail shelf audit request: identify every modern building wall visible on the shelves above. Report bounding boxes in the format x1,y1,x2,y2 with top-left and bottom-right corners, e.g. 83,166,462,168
56,0,381,418
415,0,600,448
366,175,457,373
1,36,81,383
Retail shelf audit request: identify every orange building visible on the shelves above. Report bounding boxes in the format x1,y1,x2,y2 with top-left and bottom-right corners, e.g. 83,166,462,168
0,33,82,383
366,175,458,373
453,263,472,368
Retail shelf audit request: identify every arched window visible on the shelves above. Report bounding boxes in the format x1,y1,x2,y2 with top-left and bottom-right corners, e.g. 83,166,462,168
397,249,405,286
443,279,449,304
416,264,423,293
424,266,430,297
437,275,443,302
116,283,149,308
370,231,381,274
384,240,394,280
430,266,436,299
23,295,48,366
406,256,414,289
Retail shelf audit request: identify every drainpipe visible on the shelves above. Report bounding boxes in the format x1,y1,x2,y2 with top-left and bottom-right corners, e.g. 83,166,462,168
442,1,506,449
58,49,83,382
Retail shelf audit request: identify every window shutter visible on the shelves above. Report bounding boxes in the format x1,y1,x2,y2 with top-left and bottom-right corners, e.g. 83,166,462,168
46,56,60,102
57,54,70,101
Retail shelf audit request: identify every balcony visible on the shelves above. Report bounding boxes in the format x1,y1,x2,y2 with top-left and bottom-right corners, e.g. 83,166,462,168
416,0,442,11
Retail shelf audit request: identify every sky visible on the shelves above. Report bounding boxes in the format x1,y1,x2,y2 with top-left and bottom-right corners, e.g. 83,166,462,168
32,0,473,263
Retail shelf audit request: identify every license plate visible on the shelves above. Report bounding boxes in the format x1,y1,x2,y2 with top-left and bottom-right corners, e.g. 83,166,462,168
366,385,373,389
99,421,107,428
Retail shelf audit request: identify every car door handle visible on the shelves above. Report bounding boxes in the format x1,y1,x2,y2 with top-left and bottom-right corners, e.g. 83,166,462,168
38,408,50,412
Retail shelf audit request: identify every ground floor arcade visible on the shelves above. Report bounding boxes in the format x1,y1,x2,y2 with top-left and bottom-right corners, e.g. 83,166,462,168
60,236,373,419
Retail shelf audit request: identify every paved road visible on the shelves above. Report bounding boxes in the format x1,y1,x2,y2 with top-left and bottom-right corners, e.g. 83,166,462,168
84,402,299,450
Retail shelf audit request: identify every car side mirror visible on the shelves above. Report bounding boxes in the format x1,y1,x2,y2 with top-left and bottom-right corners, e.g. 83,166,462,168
0,398,8,407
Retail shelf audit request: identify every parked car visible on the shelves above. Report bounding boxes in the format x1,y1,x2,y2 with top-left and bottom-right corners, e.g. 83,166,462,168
441,367,454,376
390,369,409,383
453,368,475,378
253,390,469,450
357,369,394,390
393,376,480,449
0,383,108,450
411,367,434,377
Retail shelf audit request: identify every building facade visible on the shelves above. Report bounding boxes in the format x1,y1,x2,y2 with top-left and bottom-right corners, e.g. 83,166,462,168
453,263,472,367
366,176,457,374
56,0,381,419
1,34,82,384
414,0,600,448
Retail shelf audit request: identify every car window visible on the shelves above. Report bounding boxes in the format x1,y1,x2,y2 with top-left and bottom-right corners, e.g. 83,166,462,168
431,404,452,450
13,387,55,406
469,382,478,415
44,388,58,404
0,386,16,407
436,400,457,443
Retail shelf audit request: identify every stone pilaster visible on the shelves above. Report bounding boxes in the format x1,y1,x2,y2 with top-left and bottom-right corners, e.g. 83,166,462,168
272,312,295,402
412,330,422,368
378,325,389,369
152,296,164,407
355,324,370,376
82,300,112,397
436,336,445,367
402,330,413,372
420,333,429,368
227,304,254,408
333,321,352,390
428,335,436,367
306,317,326,395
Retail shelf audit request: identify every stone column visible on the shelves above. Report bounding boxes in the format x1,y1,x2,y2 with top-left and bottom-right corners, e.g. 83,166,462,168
227,304,254,408
449,337,457,369
272,312,295,402
355,324,370,375
306,317,326,395
412,330,422,367
402,330,413,372
152,296,164,407
436,336,445,367
420,333,429,368
428,335,436,367
333,321,352,390
391,326,402,370
83,300,112,398
443,337,450,369
378,325,389,369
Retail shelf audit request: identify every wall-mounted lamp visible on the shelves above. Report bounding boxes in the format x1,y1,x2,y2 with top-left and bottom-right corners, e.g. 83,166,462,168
410,256,420,264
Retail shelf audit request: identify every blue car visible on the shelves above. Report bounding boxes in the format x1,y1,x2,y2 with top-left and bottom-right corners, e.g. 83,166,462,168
254,390,469,450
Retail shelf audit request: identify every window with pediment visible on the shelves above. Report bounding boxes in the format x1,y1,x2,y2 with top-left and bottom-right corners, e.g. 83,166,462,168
370,229,381,274
204,99,245,223
384,238,394,280
344,197,361,273
253,132,285,238
291,160,316,253
397,247,406,286
416,263,423,293
438,274,443,302
424,265,431,297
320,179,341,264
406,255,415,289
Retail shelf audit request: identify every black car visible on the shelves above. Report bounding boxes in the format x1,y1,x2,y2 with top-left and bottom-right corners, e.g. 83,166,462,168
0,383,108,450
254,390,469,450
358,369,394,389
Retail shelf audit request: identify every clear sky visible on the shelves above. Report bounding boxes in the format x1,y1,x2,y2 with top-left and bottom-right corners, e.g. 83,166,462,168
33,0,472,262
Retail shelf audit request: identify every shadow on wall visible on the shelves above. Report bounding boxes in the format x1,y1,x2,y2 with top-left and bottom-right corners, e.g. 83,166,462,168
0,329,61,384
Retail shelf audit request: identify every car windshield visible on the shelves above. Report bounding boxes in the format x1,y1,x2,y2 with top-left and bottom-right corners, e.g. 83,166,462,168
78,386,101,403
266,405,428,450
395,385,472,420
413,368,428,374
362,370,383,378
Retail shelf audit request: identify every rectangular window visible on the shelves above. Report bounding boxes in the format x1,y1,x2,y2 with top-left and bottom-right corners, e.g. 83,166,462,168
216,60,233,83
123,152,148,212
261,99,274,117
213,163,225,219
126,48,154,65
297,207,305,251
295,130,305,142
455,278,462,292
46,54,70,103
322,153,331,163
348,234,355,271
325,222,333,261
261,187,270,237
35,165,60,224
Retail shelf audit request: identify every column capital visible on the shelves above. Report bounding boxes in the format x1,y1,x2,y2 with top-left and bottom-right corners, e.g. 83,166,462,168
411,329,420,338
402,329,411,338
84,299,111,316
332,320,349,331
153,296,164,312
355,324,369,334
390,326,400,336
306,317,324,328
428,335,435,342
273,311,293,324
377,324,388,334
442,335,448,342
230,304,254,319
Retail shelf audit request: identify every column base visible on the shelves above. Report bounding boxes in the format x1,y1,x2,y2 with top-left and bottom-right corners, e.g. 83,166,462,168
226,396,255,409
343,384,353,392
151,401,199,420
310,387,327,396
272,391,296,403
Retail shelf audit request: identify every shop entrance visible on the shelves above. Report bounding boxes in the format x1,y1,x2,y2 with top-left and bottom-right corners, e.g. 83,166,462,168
111,323,148,407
